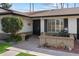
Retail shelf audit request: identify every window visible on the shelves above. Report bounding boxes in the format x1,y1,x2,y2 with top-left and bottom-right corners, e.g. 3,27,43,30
47,20,52,32
47,19,64,33
61,19,64,31
51,20,55,32
56,20,60,32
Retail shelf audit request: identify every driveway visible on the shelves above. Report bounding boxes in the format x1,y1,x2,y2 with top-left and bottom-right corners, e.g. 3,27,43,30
12,35,79,56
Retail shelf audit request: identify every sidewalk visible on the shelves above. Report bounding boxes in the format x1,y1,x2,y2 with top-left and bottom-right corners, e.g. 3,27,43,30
0,47,53,56
0,47,79,56
0,50,19,56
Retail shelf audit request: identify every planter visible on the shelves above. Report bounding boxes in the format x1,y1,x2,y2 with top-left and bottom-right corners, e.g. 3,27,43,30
39,35,74,50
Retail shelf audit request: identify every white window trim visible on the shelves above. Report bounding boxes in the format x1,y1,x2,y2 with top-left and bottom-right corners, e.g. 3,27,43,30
59,19,61,32
55,19,56,32
51,20,52,33
47,19,64,33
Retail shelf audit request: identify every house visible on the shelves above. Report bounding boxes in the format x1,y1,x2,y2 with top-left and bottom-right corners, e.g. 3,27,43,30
0,7,79,50
0,7,32,39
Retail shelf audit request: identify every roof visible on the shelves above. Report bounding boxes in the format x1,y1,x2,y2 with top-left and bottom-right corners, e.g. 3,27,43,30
0,7,29,17
1,7,79,18
27,8,79,17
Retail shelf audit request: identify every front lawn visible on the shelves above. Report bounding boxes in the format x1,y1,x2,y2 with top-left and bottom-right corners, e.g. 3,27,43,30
0,43,11,54
16,52,35,56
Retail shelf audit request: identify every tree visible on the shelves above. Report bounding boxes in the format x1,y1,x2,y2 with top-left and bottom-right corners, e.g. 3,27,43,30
1,16,23,35
1,16,23,42
0,3,12,9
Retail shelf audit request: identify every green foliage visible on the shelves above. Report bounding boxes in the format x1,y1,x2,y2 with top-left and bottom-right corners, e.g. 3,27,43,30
16,52,35,56
5,34,22,42
58,30,69,37
1,16,23,34
46,30,69,37
0,43,11,54
1,16,23,42
0,3,12,9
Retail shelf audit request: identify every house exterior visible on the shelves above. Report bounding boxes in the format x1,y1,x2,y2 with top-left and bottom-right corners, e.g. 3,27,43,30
0,7,79,50
28,8,78,39
0,7,32,39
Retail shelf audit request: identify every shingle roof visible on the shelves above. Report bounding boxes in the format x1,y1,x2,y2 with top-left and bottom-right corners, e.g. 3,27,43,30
0,7,29,17
0,8,10,13
1,7,79,18
27,8,79,17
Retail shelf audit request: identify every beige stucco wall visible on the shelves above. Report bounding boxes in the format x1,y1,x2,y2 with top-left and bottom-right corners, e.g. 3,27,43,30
18,16,32,33
0,14,32,34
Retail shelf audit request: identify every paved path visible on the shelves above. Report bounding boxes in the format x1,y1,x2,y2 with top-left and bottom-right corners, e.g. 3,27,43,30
11,36,79,56
0,50,19,56
0,47,53,56
1,46,79,56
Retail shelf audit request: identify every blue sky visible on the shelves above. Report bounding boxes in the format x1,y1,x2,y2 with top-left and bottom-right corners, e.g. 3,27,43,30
10,3,29,12
10,3,79,12
10,3,54,12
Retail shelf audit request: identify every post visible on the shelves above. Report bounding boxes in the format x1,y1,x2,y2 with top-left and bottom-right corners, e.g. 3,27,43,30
40,18,45,46
40,17,44,33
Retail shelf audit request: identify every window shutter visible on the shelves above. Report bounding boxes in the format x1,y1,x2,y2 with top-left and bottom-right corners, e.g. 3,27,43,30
44,19,47,32
64,18,68,28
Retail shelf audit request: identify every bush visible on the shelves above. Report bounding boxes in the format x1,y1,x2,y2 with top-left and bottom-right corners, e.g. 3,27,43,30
5,34,22,42
58,30,69,37
46,32,58,36
1,16,23,34
46,30,69,37
1,16,23,42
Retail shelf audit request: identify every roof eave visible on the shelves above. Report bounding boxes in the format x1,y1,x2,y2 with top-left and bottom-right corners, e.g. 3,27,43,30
30,14,79,18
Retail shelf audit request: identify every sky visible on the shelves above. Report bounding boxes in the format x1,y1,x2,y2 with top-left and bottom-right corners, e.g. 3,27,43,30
10,3,56,12
10,3,52,12
10,3,79,12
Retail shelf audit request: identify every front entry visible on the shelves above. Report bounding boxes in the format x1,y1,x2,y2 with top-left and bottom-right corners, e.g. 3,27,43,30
77,19,79,39
33,20,40,35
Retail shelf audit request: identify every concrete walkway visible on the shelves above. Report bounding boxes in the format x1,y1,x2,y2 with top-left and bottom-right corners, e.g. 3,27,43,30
0,47,53,56
0,50,19,56
0,46,79,56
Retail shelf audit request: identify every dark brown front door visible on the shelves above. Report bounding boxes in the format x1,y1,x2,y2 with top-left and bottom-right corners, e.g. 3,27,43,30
33,20,40,35
77,19,79,39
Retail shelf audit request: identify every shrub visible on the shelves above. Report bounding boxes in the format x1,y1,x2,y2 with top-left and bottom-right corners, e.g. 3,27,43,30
5,34,22,42
1,16,23,42
58,30,69,37
1,16,23,34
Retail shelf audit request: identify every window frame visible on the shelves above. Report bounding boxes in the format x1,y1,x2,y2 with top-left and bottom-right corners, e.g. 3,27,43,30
47,19,64,33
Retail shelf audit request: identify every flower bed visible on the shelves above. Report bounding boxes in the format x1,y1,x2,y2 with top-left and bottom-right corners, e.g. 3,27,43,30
39,34,74,50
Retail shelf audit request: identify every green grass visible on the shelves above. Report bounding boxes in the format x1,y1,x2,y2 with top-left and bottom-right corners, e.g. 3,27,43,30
0,43,11,54
16,52,35,56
